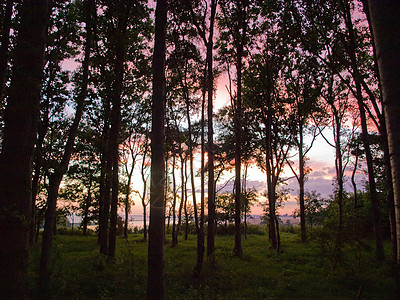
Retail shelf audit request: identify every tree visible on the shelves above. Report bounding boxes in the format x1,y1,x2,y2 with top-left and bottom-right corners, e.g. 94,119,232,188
241,0,296,251
294,190,327,229
0,1,49,297
296,0,385,258
284,52,322,243
367,0,400,268
38,0,94,293
219,0,253,258
147,0,168,299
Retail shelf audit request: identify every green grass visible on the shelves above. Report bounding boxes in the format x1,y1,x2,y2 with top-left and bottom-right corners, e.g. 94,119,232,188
28,232,398,299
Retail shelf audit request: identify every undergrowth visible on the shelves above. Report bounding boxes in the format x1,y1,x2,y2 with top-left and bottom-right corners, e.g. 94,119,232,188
28,231,397,299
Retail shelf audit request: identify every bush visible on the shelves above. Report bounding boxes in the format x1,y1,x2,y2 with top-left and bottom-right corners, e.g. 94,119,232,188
244,224,266,235
280,224,300,234
216,223,266,235
56,227,96,236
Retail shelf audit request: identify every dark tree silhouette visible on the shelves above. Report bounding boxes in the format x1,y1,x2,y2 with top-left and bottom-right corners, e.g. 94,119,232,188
0,1,49,298
367,0,400,267
147,0,168,299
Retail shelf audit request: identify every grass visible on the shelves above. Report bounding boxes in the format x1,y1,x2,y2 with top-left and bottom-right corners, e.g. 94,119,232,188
28,231,398,299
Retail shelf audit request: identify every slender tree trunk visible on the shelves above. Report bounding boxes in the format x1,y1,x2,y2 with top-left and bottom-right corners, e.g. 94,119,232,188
147,0,167,298
195,62,207,275
267,176,278,250
207,0,217,266
99,131,111,253
108,9,130,258
298,122,306,243
141,148,148,241
243,164,248,240
83,163,94,236
184,159,189,240
367,0,400,268
0,1,48,298
38,175,62,295
35,208,45,243
98,57,112,253
172,154,177,246
30,117,49,245
124,158,135,239
334,111,344,233
185,98,199,231
83,196,90,236
175,153,186,244
264,96,279,252
352,146,359,209
233,39,243,258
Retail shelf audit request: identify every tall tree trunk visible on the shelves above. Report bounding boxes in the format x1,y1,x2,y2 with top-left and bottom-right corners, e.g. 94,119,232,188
147,0,167,298
30,101,50,245
175,153,186,244
38,0,93,293
233,37,243,258
334,110,344,233
98,111,111,253
0,0,12,102
298,121,306,243
123,158,135,239
195,62,207,274
352,146,359,209
108,5,131,258
185,98,199,232
207,0,217,266
243,163,248,240
171,153,177,246
38,175,62,295
367,0,400,269
184,159,189,240
362,0,397,259
264,94,279,252
0,2,48,297
141,148,148,241
83,171,93,236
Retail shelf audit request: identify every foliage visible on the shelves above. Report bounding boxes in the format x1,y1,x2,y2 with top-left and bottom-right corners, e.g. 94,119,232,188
215,190,258,225
293,190,329,228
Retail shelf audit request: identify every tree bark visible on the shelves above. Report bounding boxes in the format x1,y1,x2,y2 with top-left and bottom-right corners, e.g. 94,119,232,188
0,2,48,297
147,0,168,298
367,0,400,266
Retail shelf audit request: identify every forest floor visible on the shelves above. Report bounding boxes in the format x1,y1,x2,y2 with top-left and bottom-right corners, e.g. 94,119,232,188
28,230,397,299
